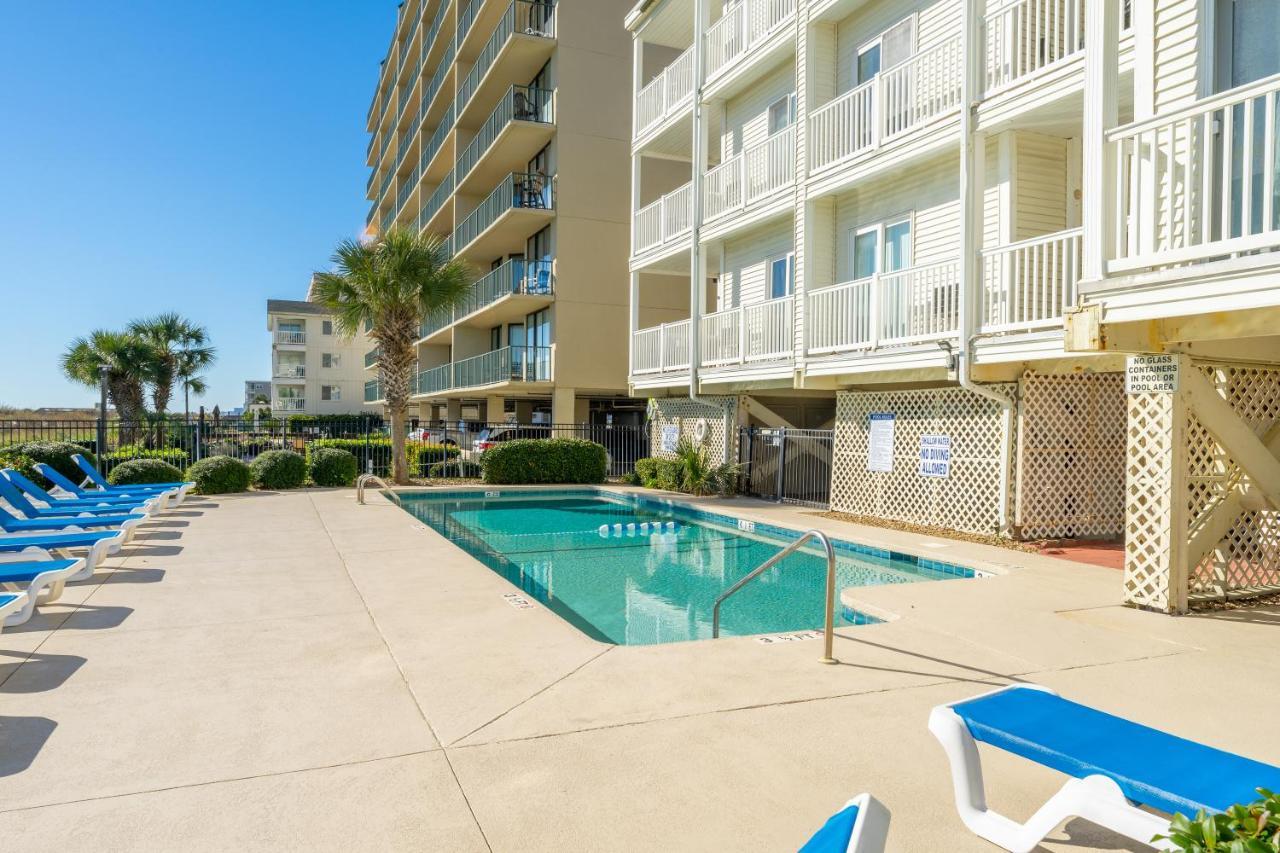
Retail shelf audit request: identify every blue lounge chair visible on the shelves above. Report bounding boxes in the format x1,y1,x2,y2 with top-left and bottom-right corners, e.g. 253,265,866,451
0,557,84,625
0,592,29,632
929,684,1280,852
0,531,127,581
799,793,890,852
0,473,158,519
3,470,160,515
34,463,181,508
0,504,144,542
73,454,193,504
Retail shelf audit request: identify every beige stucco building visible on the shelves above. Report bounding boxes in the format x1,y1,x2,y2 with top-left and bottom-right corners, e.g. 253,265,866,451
266,295,381,416
361,0,648,427
626,0,1280,612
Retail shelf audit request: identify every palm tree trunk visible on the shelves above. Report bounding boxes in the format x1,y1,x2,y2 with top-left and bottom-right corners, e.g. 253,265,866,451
390,407,408,485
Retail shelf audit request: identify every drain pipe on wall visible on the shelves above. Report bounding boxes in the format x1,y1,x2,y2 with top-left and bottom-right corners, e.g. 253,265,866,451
957,0,1016,536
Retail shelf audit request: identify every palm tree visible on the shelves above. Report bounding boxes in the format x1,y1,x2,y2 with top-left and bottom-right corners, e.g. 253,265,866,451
311,229,471,484
128,313,216,418
61,330,152,441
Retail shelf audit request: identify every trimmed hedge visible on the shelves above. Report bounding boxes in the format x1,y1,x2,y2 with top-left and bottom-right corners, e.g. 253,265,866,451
426,459,483,479
108,458,185,486
250,450,307,490
309,438,458,477
1,441,96,487
307,447,358,487
187,455,251,495
634,457,681,491
482,438,607,485
102,446,190,470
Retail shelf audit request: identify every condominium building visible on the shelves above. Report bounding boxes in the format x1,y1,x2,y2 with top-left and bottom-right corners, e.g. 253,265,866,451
626,0,1279,612
361,0,647,427
266,292,381,416
243,380,272,409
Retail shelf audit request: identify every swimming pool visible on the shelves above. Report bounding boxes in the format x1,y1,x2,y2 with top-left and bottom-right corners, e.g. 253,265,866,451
397,489,980,645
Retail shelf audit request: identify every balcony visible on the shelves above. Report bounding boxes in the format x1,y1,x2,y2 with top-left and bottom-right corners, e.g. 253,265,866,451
411,346,554,397
456,1,557,127
456,86,555,196
274,330,306,346
1108,73,1280,276
274,364,306,379
634,182,693,257
631,320,691,375
364,379,382,403
807,37,963,175
980,228,1082,332
420,99,455,184
418,258,555,343
699,297,794,368
984,0,1085,94
634,46,695,142
805,260,959,356
704,0,795,85
420,169,455,234
704,125,795,223
452,171,555,260
274,398,307,413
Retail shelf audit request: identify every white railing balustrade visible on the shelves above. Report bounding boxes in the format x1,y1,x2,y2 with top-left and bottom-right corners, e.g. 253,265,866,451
807,278,874,354
274,330,306,345
984,0,1085,92
634,199,663,252
700,308,741,365
632,320,692,375
980,228,1082,331
632,327,662,373
805,260,959,355
1110,73,1280,272
663,319,691,369
704,127,794,221
634,46,696,138
808,36,962,173
633,181,693,254
697,298,793,367
705,0,795,80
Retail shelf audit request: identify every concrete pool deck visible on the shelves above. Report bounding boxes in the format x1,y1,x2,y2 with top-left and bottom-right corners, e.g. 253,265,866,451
1,486,1276,852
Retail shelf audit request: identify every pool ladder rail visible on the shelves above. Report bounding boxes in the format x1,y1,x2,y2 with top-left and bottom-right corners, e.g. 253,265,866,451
356,475,402,507
711,529,839,665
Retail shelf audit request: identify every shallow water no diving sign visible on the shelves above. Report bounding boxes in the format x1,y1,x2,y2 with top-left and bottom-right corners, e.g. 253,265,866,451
918,434,951,478
1125,354,1180,393
502,592,534,610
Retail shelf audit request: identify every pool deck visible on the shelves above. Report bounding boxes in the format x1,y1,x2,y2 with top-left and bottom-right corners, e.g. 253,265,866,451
1,486,1276,852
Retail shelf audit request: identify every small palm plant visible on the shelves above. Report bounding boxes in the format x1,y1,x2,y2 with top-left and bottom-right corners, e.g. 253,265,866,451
128,313,216,418
673,437,740,497
1155,789,1280,851
62,330,153,442
311,228,471,484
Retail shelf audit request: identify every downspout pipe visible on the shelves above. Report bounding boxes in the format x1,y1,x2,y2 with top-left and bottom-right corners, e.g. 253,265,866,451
957,0,1016,535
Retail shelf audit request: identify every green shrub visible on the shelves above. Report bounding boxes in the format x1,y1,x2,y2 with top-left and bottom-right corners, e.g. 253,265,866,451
619,470,641,486
634,456,681,491
187,455,251,495
102,445,190,470
249,450,307,490
108,458,185,486
309,438,457,477
426,459,483,478
482,438,607,485
1156,789,1280,851
0,452,38,482
1,441,96,487
672,438,739,496
306,447,358,487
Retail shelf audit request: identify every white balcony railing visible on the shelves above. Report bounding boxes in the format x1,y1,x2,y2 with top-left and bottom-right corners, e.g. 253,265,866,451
699,297,793,367
634,181,693,254
274,364,306,379
980,228,1082,332
808,37,963,173
705,124,795,221
805,260,959,354
273,398,306,412
632,319,691,374
984,0,1085,92
635,46,695,138
705,0,796,81
1110,73,1280,273
274,330,306,345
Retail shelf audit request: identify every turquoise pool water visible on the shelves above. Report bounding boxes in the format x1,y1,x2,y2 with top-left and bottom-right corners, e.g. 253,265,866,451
398,490,979,645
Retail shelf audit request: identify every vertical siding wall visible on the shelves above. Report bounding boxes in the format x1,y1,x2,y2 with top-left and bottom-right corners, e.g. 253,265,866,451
719,62,796,161
1014,134,1070,239
1151,0,1207,114
831,385,1014,534
833,0,960,95
719,219,795,310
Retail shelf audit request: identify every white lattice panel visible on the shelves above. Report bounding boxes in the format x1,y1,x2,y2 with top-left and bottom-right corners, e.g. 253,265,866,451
831,386,1014,535
1123,389,1181,612
1017,372,1126,539
648,396,739,465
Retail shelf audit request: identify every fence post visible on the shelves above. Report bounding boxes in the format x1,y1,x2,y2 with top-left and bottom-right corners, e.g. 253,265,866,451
196,407,205,462
364,416,372,475
774,428,787,503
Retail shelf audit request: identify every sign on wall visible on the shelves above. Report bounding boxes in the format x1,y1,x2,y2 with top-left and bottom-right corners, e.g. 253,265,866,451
1125,354,1180,393
867,412,895,472
918,434,952,478
660,424,679,453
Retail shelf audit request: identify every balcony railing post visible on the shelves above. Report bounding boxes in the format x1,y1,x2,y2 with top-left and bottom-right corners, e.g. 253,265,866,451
869,273,881,349
736,306,746,364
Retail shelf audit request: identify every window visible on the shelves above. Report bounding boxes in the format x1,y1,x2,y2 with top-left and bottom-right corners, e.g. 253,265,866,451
884,218,912,272
850,216,912,278
321,386,341,402
853,227,879,278
1216,0,1280,90
768,253,794,299
490,326,503,350
321,353,338,369
767,95,793,134
856,16,916,84
278,321,303,332
321,320,333,335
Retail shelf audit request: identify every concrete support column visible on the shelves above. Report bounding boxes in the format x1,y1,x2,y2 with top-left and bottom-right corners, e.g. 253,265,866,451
551,387,577,432
446,398,462,425
485,395,506,423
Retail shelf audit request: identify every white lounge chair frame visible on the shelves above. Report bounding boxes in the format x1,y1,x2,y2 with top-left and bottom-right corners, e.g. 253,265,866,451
0,591,28,632
928,685,1177,853
0,550,86,626
842,793,891,852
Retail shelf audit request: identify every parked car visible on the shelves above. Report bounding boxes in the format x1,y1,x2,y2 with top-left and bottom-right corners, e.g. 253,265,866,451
407,427,458,446
470,425,552,456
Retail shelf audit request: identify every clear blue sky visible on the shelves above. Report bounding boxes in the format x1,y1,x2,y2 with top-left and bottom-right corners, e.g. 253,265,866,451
0,1,395,411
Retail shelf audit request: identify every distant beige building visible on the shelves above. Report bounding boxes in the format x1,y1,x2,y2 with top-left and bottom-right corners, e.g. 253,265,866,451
266,292,380,416
360,0,648,427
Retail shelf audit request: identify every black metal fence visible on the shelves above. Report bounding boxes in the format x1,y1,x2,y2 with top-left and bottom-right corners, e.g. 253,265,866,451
738,427,834,508
0,414,650,481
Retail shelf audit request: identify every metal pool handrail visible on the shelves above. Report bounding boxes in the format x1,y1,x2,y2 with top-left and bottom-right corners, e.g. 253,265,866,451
711,528,839,665
356,474,401,506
